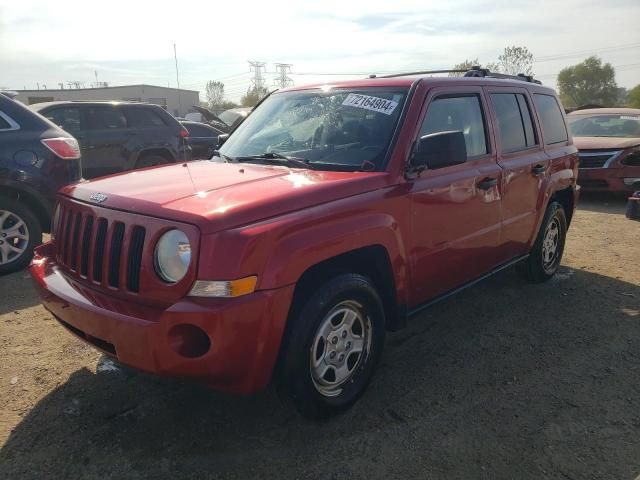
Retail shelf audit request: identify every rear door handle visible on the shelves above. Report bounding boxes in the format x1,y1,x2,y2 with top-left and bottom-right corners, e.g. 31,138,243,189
477,177,498,190
532,164,546,175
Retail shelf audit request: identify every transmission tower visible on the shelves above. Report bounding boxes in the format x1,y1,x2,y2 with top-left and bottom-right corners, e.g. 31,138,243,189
273,63,293,88
248,61,267,90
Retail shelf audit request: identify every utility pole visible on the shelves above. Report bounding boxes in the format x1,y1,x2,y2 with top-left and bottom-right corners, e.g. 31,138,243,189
248,61,267,90
174,43,182,115
273,63,293,88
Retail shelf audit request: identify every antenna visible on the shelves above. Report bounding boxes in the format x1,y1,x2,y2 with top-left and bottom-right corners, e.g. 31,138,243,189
174,43,182,114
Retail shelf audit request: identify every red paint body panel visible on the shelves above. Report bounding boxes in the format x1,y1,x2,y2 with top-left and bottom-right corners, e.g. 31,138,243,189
573,140,640,193
31,243,294,394
31,77,579,394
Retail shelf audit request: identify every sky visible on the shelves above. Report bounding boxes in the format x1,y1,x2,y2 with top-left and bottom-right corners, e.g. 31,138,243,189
1,0,639,102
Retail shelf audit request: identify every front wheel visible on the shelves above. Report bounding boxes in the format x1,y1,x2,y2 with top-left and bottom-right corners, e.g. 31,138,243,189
518,201,567,282
277,274,386,418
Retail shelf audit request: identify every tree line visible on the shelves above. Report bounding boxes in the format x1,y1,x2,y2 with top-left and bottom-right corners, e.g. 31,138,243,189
453,46,639,109
203,80,268,111
204,46,640,110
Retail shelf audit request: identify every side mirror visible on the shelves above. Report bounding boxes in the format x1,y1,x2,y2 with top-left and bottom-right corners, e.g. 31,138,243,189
411,130,467,170
217,134,229,148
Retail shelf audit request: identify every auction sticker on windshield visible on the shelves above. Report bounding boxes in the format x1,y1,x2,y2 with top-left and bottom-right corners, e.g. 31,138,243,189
342,94,399,115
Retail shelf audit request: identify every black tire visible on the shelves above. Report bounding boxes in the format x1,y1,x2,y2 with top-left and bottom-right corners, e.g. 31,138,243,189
518,201,567,282
0,197,42,275
277,273,386,419
136,153,170,169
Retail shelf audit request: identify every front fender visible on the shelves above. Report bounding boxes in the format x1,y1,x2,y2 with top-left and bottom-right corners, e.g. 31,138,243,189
261,211,408,298
197,202,410,309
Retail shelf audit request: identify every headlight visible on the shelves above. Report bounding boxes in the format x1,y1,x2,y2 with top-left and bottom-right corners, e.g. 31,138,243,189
154,229,191,283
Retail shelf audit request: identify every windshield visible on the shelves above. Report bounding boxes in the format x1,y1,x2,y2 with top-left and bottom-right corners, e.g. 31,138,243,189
218,109,244,126
218,88,408,171
568,113,640,138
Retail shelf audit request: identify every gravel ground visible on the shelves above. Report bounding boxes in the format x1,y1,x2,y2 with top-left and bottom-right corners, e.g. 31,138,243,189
1,193,639,480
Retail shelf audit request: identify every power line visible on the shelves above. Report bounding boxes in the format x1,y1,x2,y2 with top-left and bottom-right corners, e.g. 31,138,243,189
535,43,640,63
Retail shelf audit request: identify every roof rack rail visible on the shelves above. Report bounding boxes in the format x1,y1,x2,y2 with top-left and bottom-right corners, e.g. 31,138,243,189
375,66,541,84
463,66,542,84
377,69,468,78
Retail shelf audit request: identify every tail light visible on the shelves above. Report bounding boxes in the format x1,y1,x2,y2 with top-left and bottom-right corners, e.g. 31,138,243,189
41,137,81,160
179,127,190,138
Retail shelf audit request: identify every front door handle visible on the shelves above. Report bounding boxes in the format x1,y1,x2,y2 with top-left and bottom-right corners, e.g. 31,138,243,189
477,177,498,190
532,164,546,175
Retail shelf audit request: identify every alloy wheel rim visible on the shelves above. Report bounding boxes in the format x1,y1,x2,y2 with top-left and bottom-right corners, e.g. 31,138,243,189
310,300,372,397
542,217,560,273
0,210,30,265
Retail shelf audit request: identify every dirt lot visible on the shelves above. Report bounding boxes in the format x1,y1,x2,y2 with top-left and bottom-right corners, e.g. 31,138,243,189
1,193,639,480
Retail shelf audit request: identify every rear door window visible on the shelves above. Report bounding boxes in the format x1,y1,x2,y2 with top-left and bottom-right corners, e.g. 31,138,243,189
533,94,568,145
490,93,538,153
516,94,537,146
87,106,128,130
420,94,488,158
127,107,168,128
44,107,82,134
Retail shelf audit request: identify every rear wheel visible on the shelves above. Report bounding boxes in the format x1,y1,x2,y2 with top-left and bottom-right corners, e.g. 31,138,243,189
0,198,42,275
518,201,567,282
277,273,386,418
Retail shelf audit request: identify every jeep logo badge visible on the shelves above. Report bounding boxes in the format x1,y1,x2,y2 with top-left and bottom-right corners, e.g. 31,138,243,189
89,193,108,204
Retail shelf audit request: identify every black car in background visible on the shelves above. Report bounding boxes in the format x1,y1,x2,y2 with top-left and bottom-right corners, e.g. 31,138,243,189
0,92,82,274
31,101,191,179
181,121,223,159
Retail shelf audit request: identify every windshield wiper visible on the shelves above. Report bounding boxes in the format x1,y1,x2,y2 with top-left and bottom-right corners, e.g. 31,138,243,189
210,150,235,163
233,152,315,170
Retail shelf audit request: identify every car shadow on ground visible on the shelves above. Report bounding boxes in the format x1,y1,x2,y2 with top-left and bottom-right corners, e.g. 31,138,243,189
1,266,639,479
0,269,40,315
577,191,630,215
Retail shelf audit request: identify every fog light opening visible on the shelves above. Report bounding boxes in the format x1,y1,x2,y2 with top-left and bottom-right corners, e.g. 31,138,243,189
168,324,211,359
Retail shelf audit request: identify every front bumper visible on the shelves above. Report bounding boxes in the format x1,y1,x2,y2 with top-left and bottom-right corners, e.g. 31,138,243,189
29,243,294,394
578,168,640,193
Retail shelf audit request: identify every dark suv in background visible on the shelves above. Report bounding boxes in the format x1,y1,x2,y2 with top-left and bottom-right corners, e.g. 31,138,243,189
31,101,191,178
0,92,82,274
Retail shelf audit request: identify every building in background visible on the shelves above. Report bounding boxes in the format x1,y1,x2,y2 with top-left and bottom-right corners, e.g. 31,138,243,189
13,84,199,117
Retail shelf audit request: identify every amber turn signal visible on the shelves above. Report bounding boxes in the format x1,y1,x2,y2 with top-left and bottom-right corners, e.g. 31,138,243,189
188,276,258,298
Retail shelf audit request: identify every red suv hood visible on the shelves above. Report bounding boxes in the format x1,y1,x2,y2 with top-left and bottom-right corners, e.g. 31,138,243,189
573,136,640,150
61,161,388,233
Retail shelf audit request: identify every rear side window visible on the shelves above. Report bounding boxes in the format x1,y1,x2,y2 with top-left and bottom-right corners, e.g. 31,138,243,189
88,107,128,130
490,93,537,153
127,107,168,128
0,112,11,130
43,107,82,134
533,94,568,145
420,94,488,158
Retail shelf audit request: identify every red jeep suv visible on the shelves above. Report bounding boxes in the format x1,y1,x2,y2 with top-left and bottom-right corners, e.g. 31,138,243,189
30,69,579,417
